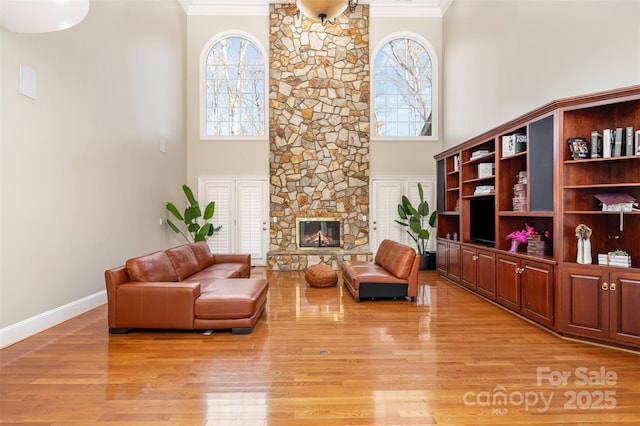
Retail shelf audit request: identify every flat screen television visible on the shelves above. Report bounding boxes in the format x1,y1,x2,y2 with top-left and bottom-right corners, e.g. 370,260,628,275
469,197,495,246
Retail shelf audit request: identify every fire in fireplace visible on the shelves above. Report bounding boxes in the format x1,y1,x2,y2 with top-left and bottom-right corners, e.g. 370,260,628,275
296,218,342,249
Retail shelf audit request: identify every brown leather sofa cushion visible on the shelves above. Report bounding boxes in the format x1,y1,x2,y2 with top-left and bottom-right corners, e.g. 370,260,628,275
189,242,215,269
374,239,415,279
195,278,268,319
126,251,178,282
166,245,201,280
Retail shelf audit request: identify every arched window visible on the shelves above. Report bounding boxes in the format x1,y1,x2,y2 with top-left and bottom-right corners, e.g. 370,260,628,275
201,32,267,139
373,33,438,139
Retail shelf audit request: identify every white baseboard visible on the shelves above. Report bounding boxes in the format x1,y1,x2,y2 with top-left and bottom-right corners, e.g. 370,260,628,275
0,291,107,349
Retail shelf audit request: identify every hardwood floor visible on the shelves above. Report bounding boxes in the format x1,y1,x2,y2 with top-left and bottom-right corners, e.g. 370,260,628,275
1,269,639,425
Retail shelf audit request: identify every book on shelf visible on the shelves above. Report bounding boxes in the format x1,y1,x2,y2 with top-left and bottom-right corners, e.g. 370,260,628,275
501,134,527,157
474,185,495,195
613,127,623,157
514,134,527,153
591,131,602,158
598,253,632,268
625,127,634,156
603,129,612,158
636,130,640,156
471,150,490,160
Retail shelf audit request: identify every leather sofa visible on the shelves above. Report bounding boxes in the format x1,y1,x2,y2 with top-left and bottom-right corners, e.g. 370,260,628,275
105,242,268,334
341,239,419,302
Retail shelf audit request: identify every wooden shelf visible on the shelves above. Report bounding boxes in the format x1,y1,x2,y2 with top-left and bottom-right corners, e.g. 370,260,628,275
463,152,495,165
564,156,640,165
500,151,527,161
435,85,640,351
463,176,495,184
499,211,554,217
564,183,638,189
564,210,640,215
463,194,495,199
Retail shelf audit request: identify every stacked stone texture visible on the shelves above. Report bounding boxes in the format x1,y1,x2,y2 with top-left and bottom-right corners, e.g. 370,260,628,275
268,4,370,270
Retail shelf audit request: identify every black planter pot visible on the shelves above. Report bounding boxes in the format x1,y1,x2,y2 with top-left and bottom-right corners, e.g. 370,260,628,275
419,251,436,270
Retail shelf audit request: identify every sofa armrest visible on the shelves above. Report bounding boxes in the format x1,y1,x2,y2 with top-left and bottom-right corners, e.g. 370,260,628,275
113,282,200,330
212,253,251,265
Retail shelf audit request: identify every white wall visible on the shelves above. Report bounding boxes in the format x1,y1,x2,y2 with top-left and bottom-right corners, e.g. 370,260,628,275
442,0,640,148
0,0,187,338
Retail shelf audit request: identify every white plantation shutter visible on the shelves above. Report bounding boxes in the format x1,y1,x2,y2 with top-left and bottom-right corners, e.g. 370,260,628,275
237,180,268,264
371,177,436,254
371,180,404,251
201,180,233,253
199,177,268,265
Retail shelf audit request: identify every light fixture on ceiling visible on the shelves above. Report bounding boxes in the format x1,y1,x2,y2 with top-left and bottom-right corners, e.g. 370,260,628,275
0,0,90,33
292,0,358,25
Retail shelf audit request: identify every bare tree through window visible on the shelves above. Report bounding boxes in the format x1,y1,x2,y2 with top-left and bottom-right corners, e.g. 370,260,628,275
205,36,265,137
374,37,433,137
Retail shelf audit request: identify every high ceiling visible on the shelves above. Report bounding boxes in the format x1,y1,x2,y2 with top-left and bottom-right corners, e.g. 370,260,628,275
178,0,453,18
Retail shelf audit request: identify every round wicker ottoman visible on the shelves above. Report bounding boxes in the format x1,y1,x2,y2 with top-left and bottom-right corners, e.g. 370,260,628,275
305,264,338,288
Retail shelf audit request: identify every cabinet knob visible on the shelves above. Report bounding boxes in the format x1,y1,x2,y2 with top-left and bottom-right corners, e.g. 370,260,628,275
602,282,609,291
472,255,478,261
609,282,617,291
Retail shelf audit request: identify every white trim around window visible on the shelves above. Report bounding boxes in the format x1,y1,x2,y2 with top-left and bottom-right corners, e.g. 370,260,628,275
199,30,269,141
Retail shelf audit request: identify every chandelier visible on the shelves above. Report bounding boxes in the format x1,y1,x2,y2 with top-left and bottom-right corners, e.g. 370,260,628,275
292,0,359,25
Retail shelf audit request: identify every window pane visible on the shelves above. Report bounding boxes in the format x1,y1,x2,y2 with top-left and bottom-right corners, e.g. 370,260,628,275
205,36,265,137
374,37,433,137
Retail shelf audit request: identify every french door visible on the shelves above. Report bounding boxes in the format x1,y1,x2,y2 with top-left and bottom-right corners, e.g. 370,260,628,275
198,177,269,266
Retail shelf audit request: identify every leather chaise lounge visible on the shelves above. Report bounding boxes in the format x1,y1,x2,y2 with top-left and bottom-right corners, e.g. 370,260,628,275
341,239,419,302
105,242,268,334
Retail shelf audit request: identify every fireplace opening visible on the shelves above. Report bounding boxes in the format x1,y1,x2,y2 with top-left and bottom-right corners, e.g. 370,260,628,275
296,218,342,249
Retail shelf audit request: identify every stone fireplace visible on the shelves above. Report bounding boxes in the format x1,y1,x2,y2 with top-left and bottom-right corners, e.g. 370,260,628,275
267,3,372,270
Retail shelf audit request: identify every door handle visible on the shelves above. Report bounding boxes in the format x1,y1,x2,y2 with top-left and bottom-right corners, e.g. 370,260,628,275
609,282,617,291
602,282,609,291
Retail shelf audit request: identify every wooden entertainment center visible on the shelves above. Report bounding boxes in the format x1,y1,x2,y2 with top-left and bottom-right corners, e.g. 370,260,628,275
434,86,640,351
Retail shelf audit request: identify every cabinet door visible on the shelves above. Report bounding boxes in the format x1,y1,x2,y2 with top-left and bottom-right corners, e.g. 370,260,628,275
436,240,448,275
496,254,520,311
608,271,640,346
476,249,496,300
520,260,554,328
559,267,608,340
447,242,461,283
460,246,477,290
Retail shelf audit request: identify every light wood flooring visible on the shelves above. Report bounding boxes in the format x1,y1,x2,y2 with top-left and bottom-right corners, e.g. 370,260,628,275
1,269,639,425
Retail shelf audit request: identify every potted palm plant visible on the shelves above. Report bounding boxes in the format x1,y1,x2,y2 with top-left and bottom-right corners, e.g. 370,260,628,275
166,184,221,242
395,183,437,270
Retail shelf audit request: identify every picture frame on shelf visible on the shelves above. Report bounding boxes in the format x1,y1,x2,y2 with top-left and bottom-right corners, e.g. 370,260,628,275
568,137,590,159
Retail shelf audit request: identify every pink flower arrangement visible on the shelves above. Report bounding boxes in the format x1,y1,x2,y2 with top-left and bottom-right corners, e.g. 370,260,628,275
506,223,535,244
506,224,552,252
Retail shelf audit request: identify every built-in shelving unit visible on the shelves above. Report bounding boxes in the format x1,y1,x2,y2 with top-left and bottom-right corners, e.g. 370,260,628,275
435,86,640,351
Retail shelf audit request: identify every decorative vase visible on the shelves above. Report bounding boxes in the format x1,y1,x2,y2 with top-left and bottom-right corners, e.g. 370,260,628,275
509,239,520,253
577,238,592,264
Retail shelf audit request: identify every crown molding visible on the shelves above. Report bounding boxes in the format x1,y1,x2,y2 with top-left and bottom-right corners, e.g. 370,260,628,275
178,0,453,18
